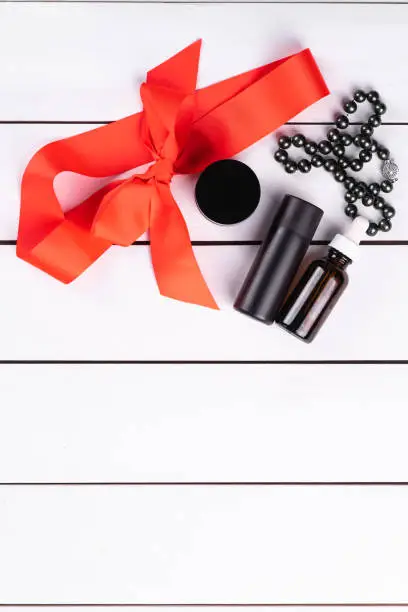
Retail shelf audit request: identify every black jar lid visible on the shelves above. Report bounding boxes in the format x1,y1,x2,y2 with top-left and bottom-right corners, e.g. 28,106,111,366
195,159,261,225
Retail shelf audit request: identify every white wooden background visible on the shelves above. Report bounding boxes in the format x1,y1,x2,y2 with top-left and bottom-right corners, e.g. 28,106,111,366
1,1,408,610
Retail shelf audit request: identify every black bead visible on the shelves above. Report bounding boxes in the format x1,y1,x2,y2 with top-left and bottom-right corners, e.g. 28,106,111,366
377,147,390,161
379,218,392,232
343,99,358,114
354,90,367,103
340,133,353,147
366,222,379,237
362,194,375,207
284,160,297,174
382,204,396,219
332,143,345,157
345,190,357,204
368,114,382,128
350,159,363,172
293,133,306,148
337,156,350,169
353,184,365,199
360,124,374,137
367,90,380,103
344,176,356,191
370,140,378,153
274,149,288,163
304,141,318,155
318,140,332,155
327,128,340,143
334,168,346,182
368,182,381,196
374,196,385,210
336,114,349,130
381,180,393,193
311,154,324,168
278,136,292,149
353,135,362,147
345,203,358,218
324,158,337,172
359,150,372,163
360,137,372,150
374,102,387,116
298,159,312,173
358,181,367,193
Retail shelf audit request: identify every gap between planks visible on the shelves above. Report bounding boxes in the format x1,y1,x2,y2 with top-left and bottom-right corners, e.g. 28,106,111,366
3,1,408,5
2,241,408,246
0,360,407,364
2,604,408,608
2,482,408,486
0,121,406,126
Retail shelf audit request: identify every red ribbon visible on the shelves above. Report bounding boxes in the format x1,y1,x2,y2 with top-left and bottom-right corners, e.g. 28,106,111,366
17,41,329,309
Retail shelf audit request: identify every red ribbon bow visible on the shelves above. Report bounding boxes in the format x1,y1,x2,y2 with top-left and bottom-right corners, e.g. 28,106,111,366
17,41,329,309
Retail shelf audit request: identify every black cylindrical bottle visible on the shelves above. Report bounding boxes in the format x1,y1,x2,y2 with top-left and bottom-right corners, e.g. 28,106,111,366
234,194,323,324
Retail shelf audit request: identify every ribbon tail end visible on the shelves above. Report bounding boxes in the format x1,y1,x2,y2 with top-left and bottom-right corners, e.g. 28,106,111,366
159,285,219,311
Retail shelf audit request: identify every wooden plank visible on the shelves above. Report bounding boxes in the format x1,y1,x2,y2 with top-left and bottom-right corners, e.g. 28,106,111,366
0,245,405,361
2,124,405,241
0,364,407,483
0,3,407,121
1,486,408,603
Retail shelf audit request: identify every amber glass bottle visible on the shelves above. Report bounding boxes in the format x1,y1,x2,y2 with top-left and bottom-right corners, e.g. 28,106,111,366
276,216,369,342
276,247,350,342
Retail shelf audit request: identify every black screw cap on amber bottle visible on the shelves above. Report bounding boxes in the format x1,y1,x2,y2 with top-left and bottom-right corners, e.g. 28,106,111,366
234,194,323,324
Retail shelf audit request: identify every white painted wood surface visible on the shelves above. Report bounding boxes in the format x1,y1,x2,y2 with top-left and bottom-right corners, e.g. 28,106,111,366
2,486,408,603
1,365,407,483
0,244,405,360
0,4,407,122
1,0,408,607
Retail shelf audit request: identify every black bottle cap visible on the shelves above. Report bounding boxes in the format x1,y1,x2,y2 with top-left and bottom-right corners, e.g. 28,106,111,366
195,159,261,225
233,194,323,325
275,194,323,239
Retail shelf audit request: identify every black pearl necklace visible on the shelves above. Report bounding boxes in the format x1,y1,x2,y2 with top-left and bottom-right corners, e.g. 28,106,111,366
273,89,399,236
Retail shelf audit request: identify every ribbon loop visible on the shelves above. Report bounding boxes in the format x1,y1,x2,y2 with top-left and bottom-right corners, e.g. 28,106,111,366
18,42,329,307
92,179,152,247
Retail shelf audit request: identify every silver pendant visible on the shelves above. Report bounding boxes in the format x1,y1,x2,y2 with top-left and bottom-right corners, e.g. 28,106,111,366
382,158,399,183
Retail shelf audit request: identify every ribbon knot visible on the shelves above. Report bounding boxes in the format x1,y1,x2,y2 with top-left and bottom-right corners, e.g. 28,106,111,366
17,41,328,309
142,158,174,185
